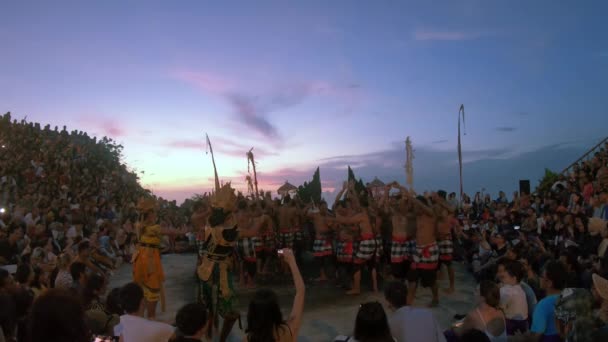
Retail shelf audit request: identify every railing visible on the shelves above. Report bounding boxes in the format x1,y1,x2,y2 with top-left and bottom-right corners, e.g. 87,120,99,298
561,136,608,175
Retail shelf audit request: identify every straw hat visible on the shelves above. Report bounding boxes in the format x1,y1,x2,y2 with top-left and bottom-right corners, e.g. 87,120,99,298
593,273,608,301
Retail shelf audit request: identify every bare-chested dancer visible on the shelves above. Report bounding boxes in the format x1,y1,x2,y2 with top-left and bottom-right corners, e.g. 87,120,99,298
394,184,440,306
256,201,275,276
235,200,255,288
277,195,298,273
335,182,379,295
308,200,334,281
277,195,297,249
433,190,457,294
382,182,413,282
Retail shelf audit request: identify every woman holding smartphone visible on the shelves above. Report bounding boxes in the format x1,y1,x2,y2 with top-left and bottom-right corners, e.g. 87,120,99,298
245,248,305,342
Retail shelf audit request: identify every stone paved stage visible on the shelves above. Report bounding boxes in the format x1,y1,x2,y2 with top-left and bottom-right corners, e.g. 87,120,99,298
110,253,477,341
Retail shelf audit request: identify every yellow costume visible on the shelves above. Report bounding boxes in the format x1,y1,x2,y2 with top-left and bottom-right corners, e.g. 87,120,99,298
132,198,165,304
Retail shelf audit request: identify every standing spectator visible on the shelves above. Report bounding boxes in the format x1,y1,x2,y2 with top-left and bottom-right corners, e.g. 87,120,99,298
174,303,209,342
384,281,445,342
114,282,175,342
27,289,90,342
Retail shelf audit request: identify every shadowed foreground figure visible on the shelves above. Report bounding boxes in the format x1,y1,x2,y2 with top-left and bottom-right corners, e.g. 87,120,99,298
195,182,266,342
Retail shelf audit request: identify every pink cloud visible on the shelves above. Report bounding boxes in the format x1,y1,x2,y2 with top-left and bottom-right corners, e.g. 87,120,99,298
78,116,127,138
413,29,484,41
170,70,234,94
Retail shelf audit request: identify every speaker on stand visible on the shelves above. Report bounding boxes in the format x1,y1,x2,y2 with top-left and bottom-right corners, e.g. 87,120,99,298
519,180,531,195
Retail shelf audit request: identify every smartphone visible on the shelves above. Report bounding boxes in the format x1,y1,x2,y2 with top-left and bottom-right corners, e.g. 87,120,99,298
277,249,284,255
514,225,520,230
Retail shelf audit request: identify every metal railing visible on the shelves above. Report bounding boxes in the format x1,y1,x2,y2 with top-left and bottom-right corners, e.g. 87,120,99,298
561,136,608,175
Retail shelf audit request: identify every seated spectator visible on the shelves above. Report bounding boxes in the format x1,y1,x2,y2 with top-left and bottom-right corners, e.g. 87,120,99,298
496,260,528,334
0,227,22,265
592,274,608,331
459,329,491,342
70,261,87,294
82,273,107,310
75,241,105,276
451,280,506,341
554,288,596,342
530,260,567,341
13,286,33,342
0,292,16,342
27,288,90,342
30,265,48,297
14,263,33,290
52,253,72,289
246,248,304,342
0,269,14,292
174,303,209,342
114,282,175,342
335,301,394,342
383,281,445,342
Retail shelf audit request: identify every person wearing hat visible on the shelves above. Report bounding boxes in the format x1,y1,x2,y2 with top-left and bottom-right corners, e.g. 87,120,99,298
195,183,270,342
132,197,184,320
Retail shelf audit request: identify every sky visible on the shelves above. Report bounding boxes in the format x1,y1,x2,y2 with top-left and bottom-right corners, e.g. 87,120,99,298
1,1,607,204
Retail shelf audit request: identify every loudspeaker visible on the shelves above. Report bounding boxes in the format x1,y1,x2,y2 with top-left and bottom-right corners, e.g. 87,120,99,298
519,180,531,195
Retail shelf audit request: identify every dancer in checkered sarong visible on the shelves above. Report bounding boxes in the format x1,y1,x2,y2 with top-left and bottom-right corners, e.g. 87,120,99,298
307,201,335,281
276,195,299,274
335,192,380,295
404,192,441,307
433,190,458,294
235,199,258,288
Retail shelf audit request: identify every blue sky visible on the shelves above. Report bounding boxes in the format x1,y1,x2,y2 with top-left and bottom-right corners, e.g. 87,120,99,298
1,1,606,203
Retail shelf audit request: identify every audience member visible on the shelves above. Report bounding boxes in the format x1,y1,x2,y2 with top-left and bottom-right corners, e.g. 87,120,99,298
174,303,209,342
335,301,394,342
114,282,175,342
452,280,506,341
27,288,90,342
383,281,445,342
246,248,304,342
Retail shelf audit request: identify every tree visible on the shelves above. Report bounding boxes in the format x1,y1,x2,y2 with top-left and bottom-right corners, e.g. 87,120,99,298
537,168,559,194
347,166,367,198
297,167,322,203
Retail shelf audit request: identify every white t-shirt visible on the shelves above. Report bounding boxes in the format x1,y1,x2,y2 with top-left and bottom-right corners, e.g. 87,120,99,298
388,306,446,342
499,284,528,320
114,315,174,342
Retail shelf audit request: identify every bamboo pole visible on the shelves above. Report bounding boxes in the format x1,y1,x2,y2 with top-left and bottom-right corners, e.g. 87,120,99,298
205,134,220,192
458,105,466,202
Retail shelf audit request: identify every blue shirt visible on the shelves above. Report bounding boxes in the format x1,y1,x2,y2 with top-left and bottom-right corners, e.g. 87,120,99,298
531,294,559,336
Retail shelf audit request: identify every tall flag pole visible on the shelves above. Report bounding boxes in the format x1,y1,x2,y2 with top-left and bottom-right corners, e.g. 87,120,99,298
458,105,466,202
405,137,414,190
205,133,220,192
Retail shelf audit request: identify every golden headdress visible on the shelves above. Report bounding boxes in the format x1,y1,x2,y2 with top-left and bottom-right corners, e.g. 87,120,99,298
210,182,237,212
136,197,159,213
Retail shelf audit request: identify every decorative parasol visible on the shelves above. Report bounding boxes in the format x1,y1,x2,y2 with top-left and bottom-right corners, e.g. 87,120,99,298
277,181,297,196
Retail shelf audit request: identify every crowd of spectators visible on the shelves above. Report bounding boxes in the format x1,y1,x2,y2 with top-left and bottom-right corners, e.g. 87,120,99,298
2,110,608,342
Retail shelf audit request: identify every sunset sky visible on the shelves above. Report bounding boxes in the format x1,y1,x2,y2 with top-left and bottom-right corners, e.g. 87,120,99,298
1,1,607,203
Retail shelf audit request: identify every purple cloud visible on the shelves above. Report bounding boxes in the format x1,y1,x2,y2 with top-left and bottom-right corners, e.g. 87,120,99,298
414,29,486,41
165,137,278,158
